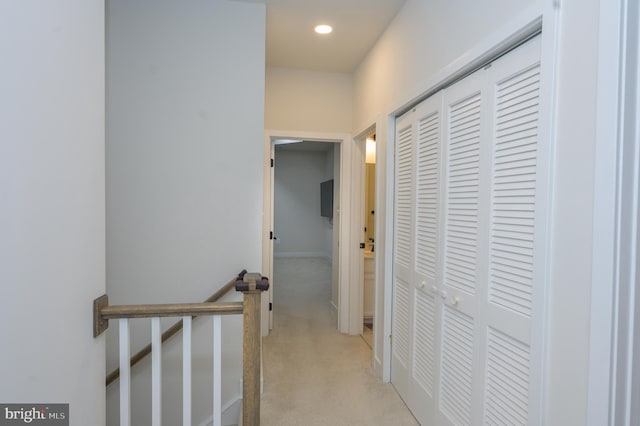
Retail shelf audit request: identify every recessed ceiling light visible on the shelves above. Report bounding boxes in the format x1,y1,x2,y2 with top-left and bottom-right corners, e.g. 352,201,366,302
314,24,333,35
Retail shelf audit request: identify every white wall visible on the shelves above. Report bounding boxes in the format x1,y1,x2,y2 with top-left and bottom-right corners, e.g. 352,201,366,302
0,1,106,424
352,0,536,132
265,67,353,133
106,0,265,424
274,148,333,258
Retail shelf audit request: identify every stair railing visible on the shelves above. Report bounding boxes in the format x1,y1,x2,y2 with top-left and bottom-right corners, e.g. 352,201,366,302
93,271,269,426
102,270,248,386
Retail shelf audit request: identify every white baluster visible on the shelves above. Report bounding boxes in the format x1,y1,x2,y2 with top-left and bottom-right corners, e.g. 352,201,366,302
152,317,162,426
213,315,222,426
183,316,192,426
119,319,131,426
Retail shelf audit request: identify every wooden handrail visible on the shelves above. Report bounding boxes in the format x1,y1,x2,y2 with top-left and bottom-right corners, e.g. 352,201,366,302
101,301,243,319
97,270,246,386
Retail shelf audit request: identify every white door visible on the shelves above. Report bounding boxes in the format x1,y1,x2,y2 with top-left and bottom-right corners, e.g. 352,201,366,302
437,66,488,426
261,138,275,335
408,92,445,423
267,142,275,331
391,109,415,400
392,92,446,424
479,36,544,425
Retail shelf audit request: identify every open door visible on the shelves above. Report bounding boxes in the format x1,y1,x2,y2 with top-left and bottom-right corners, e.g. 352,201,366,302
261,138,275,335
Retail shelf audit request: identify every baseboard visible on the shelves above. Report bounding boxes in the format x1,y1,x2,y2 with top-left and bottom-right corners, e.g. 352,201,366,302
199,371,264,426
374,355,384,382
198,394,242,426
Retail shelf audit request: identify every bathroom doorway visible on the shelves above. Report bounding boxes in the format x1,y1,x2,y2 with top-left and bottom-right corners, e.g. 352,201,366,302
362,131,376,349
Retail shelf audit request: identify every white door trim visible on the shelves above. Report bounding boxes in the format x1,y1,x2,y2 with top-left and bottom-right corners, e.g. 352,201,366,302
588,0,640,424
263,129,360,335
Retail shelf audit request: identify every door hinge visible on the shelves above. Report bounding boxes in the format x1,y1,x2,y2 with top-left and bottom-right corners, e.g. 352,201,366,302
360,243,365,249
269,302,273,311
270,158,274,167
270,231,274,240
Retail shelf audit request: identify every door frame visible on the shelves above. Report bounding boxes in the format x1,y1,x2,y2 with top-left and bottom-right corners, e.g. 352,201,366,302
587,0,640,423
262,129,362,335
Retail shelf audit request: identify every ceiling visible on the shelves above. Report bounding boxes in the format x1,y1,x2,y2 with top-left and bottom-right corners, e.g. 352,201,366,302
264,0,407,73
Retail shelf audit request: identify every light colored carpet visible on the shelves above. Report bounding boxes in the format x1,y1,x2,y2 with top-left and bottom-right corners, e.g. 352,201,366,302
261,257,418,426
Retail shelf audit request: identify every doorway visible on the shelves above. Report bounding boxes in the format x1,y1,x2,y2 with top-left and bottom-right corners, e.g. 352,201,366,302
262,130,360,335
273,140,339,328
362,131,377,349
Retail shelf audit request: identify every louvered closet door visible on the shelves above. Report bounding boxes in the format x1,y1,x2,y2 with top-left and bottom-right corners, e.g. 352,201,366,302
435,36,544,426
405,93,444,425
391,109,415,402
391,35,545,426
437,67,490,426
481,36,543,426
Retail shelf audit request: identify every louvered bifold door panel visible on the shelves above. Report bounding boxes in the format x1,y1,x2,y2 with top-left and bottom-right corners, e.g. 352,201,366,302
438,68,488,426
483,36,544,426
394,121,414,273
391,111,415,404
443,91,482,297
490,63,540,320
415,105,442,284
408,94,444,425
440,306,475,426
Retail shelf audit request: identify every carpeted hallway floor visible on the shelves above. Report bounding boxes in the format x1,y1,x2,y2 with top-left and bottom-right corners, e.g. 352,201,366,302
260,257,418,426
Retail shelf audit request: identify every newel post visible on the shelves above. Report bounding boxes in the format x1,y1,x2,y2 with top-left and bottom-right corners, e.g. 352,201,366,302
236,273,269,426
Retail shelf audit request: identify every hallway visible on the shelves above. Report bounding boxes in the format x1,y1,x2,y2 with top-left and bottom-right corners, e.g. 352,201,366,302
261,257,418,426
